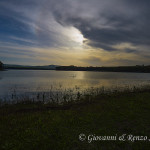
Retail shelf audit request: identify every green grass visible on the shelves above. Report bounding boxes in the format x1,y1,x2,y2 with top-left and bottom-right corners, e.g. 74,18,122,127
0,92,150,150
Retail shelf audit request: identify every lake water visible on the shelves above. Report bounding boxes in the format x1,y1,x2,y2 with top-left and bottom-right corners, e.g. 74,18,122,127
0,70,150,100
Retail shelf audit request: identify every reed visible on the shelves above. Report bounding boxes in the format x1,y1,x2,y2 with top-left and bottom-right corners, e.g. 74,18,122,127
1,84,150,108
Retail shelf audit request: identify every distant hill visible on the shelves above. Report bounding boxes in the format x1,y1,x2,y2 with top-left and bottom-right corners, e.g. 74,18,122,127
4,64,60,70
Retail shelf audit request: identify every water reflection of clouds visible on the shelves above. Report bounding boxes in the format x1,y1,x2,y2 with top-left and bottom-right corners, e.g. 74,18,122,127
83,72,150,80
1,70,150,98
75,71,85,79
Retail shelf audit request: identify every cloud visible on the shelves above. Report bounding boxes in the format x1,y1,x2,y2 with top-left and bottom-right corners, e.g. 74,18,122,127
51,0,150,49
81,56,102,66
0,0,150,65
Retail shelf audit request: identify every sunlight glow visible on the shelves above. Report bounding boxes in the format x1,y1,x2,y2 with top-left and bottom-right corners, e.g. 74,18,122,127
72,30,84,44
69,27,85,44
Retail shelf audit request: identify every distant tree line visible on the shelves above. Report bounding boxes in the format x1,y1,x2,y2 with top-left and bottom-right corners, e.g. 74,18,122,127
0,61,3,70
56,65,150,73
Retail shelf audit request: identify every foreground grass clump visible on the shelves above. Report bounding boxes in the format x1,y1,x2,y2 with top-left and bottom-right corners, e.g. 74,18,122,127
0,92,150,150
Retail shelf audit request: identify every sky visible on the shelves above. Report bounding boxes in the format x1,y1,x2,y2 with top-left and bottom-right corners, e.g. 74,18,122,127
0,0,150,66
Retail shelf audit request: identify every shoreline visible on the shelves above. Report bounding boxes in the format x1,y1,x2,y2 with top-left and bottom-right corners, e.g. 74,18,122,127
1,85,150,113
3,68,150,73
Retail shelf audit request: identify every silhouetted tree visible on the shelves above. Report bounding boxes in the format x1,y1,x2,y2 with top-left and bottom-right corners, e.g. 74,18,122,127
0,61,3,70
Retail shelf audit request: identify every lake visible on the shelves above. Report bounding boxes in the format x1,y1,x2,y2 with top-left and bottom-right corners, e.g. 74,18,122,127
0,70,150,101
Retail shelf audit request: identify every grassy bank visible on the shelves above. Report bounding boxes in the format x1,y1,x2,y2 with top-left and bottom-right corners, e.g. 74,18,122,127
0,91,150,150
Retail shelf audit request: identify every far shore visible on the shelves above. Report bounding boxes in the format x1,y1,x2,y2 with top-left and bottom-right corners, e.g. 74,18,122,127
2,64,150,73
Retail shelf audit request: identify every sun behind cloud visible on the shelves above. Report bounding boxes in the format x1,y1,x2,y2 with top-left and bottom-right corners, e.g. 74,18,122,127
66,27,85,45
71,28,84,44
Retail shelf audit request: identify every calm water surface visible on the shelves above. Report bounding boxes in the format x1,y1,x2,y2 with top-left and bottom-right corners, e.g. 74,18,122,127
0,70,150,98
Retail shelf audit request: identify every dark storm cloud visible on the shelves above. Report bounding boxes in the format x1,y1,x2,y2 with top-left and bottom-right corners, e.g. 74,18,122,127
51,0,150,50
